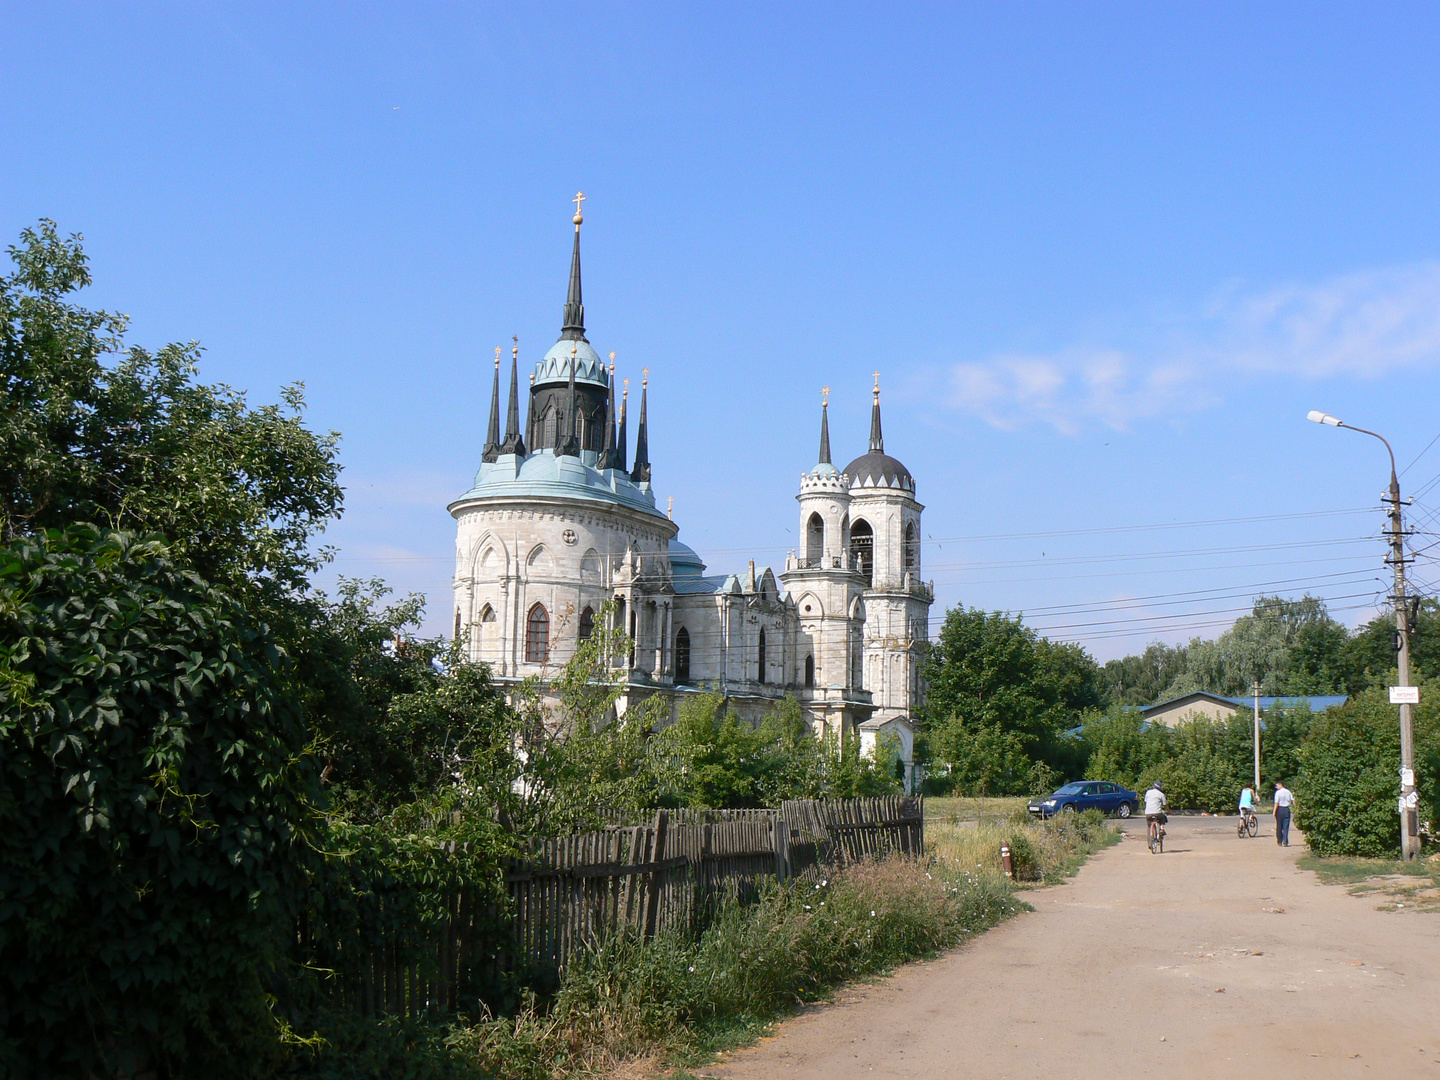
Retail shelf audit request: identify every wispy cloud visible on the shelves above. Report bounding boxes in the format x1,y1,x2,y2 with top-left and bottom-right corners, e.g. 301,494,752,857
948,261,1440,432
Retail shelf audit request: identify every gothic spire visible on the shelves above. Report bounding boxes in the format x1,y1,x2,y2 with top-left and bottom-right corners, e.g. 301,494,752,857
560,192,587,342
500,336,525,456
869,372,884,454
598,352,620,470
481,347,501,463
558,344,581,457
818,386,832,465
630,369,651,485
616,380,629,473
526,371,536,450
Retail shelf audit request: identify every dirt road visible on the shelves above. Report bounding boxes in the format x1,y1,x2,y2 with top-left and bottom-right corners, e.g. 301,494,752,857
714,817,1440,1079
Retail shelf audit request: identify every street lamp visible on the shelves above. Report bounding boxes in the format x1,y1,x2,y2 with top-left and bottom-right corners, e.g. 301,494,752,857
1307,409,1419,861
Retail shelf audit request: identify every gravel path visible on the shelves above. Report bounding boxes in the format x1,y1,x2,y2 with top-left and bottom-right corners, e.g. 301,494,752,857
712,817,1440,1079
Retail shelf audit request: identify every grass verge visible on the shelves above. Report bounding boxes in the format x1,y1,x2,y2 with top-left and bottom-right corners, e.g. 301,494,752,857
1298,853,1440,912
289,813,1120,1079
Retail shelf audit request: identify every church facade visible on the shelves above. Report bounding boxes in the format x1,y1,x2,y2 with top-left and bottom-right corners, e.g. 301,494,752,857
448,203,933,764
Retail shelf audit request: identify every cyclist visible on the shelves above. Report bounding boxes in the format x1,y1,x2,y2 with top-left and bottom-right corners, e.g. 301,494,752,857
1238,783,1256,818
1144,781,1168,829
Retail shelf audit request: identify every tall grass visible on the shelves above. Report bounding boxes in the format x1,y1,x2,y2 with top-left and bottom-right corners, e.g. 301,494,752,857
290,814,1119,1079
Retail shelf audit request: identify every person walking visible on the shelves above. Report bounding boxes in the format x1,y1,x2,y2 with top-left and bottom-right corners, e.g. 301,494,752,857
1272,781,1295,847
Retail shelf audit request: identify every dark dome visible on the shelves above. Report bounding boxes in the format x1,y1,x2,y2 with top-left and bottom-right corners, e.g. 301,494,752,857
843,451,914,492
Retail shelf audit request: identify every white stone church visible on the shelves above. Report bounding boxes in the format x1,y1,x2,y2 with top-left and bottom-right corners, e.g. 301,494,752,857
449,202,933,782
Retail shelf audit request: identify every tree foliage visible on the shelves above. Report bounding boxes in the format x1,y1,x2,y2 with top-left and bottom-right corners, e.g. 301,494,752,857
921,606,1099,792
0,220,343,601
1295,679,1440,857
0,528,321,1078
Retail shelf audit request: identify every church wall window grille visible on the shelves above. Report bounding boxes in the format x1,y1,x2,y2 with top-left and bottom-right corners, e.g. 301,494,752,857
850,519,874,586
578,606,595,641
525,603,549,664
675,626,691,684
757,628,767,685
804,653,814,688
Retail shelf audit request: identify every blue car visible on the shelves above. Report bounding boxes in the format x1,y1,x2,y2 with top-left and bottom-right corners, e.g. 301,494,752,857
1028,781,1138,819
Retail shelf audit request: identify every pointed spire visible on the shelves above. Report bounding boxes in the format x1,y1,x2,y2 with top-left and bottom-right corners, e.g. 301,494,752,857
869,371,884,453
561,192,587,342
500,336,525,456
616,379,629,473
558,343,581,457
818,386,832,465
630,368,651,485
598,352,620,470
526,372,536,449
481,347,502,462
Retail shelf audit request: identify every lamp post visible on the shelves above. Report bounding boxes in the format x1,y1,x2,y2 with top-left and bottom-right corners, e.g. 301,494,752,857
1307,410,1419,861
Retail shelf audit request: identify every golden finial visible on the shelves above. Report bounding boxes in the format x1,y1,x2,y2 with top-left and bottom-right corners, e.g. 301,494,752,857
623,376,630,396
512,334,518,360
494,346,501,369
529,372,535,386
873,371,881,395
667,496,674,521
608,350,616,375
572,191,586,225
642,367,650,388
822,385,830,406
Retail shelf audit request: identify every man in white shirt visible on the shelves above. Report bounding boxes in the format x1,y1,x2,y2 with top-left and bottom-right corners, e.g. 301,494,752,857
1143,782,1168,820
1272,781,1295,847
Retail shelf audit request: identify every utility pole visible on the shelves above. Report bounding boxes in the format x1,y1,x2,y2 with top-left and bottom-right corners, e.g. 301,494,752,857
1252,680,1262,793
1308,411,1419,861
1386,466,1421,862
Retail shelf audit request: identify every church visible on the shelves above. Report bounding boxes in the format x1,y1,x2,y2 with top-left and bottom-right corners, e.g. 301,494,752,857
448,199,933,782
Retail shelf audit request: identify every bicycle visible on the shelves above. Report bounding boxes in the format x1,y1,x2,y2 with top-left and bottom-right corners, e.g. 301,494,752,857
1237,808,1258,838
1147,815,1166,854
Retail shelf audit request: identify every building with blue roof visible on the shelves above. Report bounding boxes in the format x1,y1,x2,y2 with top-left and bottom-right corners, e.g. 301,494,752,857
448,200,934,774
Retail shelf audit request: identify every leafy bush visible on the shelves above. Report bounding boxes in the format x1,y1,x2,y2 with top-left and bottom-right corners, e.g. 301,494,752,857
0,529,322,1078
1296,680,1440,857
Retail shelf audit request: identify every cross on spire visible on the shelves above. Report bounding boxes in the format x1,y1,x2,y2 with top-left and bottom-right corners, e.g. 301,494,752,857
572,191,586,224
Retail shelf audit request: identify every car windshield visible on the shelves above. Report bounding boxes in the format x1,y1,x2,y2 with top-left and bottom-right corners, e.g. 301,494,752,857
1053,783,1086,796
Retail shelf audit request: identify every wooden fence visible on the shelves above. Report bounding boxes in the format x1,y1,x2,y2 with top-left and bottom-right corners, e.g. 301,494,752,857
338,795,922,1017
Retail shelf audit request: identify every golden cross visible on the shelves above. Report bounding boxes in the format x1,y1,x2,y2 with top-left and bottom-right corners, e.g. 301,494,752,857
512,334,518,359
623,377,630,393
667,496,674,520
573,191,586,217
494,346,501,368
873,371,881,393
822,385,830,405
608,350,616,373
642,367,650,387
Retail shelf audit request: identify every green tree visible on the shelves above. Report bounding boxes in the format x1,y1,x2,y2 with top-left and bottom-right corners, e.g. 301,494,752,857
922,606,1100,789
1099,641,1189,707
0,529,322,1078
0,221,343,602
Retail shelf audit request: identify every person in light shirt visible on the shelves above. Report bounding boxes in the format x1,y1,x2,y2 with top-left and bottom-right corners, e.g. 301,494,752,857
1143,781,1168,821
1272,781,1296,847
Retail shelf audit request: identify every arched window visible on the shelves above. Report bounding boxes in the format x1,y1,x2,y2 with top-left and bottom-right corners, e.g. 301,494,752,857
757,628,767,685
628,607,637,668
804,654,815,689
904,522,919,572
675,626,691,684
525,603,549,663
805,512,824,566
543,405,557,449
480,604,497,624
453,608,461,639
578,606,595,640
850,519,874,586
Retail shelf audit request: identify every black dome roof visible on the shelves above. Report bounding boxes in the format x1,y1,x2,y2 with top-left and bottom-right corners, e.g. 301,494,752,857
843,451,914,492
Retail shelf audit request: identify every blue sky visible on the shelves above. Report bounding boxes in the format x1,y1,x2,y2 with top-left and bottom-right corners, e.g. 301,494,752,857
7,3,1440,660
